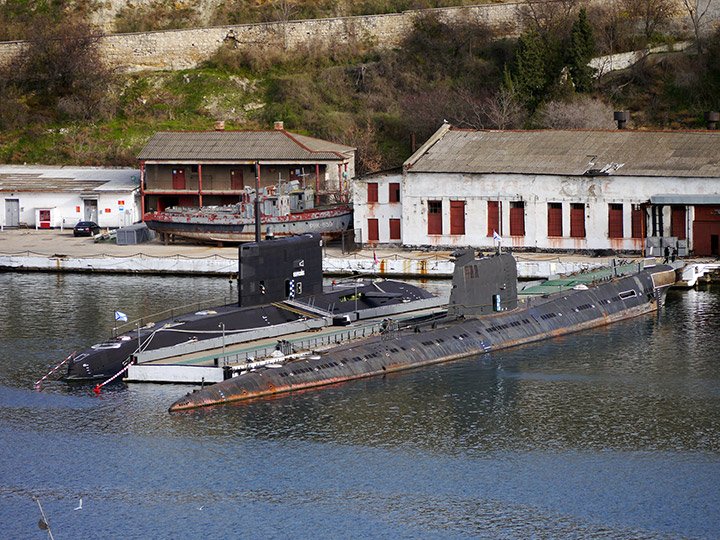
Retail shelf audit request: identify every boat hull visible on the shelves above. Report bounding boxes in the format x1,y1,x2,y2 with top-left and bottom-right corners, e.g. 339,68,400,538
169,266,676,411
144,205,352,243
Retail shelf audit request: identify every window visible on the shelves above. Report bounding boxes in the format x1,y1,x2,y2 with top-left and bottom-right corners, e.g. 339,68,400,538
367,183,378,203
389,218,401,240
608,203,623,238
570,203,586,238
510,201,525,236
487,201,501,237
367,218,379,242
389,183,400,203
671,206,686,239
548,202,562,236
631,204,644,239
428,200,442,235
450,201,465,235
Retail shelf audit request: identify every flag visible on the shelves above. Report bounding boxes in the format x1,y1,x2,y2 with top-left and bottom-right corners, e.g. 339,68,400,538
114,311,128,322
373,251,379,265
493,230,502,243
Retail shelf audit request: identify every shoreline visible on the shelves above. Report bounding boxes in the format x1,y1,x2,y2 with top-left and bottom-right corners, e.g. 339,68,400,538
0,228,708,280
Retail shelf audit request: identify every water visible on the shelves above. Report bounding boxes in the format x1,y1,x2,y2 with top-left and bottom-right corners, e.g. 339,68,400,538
1,272,719,540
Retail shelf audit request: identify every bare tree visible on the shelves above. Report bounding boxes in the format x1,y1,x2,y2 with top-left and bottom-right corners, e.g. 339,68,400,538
10,15,116,120
622,0,680,41
273,0,298,52
680,0,714,58
537,96,617,129
520,0,580,42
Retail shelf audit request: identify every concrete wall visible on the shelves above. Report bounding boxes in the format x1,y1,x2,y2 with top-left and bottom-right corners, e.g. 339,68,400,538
352,169,718,252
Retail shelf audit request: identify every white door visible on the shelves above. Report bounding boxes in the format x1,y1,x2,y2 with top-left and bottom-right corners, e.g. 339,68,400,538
5,199,19,227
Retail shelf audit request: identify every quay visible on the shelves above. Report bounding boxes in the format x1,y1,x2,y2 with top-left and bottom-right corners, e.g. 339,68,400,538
2,228,709,280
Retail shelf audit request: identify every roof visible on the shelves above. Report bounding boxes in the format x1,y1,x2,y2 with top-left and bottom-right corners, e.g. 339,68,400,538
137,130,355,162
0,166,141,192
405,125,720,178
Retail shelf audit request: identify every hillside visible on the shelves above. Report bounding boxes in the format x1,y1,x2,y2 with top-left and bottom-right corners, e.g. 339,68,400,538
0,1,719,174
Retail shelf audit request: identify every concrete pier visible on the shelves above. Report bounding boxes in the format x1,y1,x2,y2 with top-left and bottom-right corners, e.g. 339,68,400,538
0,228,666,280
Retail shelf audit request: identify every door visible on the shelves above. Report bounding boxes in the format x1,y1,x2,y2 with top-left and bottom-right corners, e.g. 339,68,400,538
172,169,186,190
230,169,244,190
84,199,98,222
5,199,19,227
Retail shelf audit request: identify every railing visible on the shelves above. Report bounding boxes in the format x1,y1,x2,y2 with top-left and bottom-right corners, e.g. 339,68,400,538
114,294,236,336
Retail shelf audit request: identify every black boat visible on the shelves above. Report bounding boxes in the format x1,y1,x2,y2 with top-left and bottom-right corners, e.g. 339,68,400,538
168,249,677,411
62,233,441,381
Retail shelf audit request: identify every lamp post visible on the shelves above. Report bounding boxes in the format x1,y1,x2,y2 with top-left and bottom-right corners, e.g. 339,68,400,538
219,323,226,358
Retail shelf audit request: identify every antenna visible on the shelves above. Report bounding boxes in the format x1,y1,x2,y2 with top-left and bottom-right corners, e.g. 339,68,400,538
34,497,55,540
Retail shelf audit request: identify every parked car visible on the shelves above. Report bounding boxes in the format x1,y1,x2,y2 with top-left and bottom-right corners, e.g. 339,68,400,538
73,221,101,237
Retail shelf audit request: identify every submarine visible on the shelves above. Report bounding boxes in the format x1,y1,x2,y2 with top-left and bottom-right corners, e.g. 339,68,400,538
62,233,440,381
169,249,676,412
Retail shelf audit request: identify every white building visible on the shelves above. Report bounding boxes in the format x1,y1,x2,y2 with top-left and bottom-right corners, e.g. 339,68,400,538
1,166,141,230
353,124,720,256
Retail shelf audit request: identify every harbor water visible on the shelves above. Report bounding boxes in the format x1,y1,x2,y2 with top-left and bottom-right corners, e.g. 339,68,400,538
1,272,719,540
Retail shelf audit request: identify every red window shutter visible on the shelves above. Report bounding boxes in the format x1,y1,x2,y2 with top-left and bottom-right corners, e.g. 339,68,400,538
389,219,401,240
671,206,686,239
548,203,562,236
368,183,378,203
428,200,442,235
510,202,525,236
368,218,379,241
631,205,643,238
389,183,400,203
487,201,500,236
570,203,586,238
450,201,465,235
608,203,623,238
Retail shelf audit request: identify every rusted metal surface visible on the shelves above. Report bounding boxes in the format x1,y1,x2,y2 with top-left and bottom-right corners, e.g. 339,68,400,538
169,265,674,412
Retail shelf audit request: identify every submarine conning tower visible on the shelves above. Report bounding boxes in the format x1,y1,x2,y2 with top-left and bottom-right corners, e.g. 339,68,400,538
448,251,518,317
238,232,323,308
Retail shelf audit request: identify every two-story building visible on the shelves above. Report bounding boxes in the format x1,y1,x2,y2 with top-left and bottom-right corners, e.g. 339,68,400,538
354,124,720,256
137,122,355,215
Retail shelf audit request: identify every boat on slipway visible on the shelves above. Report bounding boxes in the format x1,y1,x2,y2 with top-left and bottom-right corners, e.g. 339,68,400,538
143,181,352,244
169,250,677,412
61,233,443,381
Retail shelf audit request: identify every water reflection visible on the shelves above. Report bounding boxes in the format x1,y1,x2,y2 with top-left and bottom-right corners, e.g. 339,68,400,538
1,273,719,539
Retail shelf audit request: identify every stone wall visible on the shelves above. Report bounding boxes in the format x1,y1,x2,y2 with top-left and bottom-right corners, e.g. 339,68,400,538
0,3,525,72
1,1,716,73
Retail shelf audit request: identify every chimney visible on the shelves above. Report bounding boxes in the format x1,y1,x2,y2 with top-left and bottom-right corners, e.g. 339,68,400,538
704,111,719,130
214,121,225,131
613,111,629,130
274,121,284,131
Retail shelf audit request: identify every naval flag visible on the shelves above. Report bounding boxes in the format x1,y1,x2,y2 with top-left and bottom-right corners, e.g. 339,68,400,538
492,230,503,243
114,311,128,322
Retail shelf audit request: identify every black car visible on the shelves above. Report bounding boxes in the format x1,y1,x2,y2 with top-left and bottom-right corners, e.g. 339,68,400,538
73,221,101,237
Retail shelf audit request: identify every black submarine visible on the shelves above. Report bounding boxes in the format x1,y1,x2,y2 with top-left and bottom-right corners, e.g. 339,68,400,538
169,249,676,411
62,233,440,381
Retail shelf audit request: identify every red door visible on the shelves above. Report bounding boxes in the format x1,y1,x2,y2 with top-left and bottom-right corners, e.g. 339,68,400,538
231,169,244,190
368,219,379,242
172,169,186,190
450,201,465,235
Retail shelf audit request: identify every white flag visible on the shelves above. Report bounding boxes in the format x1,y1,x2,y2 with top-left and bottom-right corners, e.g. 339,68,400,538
114,311,128,322
493,230,503,243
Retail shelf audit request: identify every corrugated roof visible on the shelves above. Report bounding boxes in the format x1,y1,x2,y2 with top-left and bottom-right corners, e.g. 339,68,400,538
137,130,355,162
406,128,720,178
0,166,140,192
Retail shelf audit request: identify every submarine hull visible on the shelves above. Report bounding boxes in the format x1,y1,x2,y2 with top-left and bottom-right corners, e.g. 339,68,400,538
169,264,676,411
